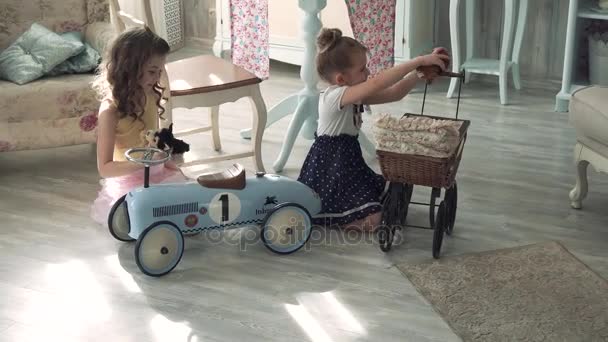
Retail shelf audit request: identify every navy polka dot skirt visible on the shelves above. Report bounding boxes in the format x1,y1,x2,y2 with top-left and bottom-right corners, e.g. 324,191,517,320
298,134,387,226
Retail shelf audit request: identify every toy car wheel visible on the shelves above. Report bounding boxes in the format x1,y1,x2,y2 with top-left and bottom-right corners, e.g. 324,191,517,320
108,195,134,242
135,221,184,277
261,203,312,255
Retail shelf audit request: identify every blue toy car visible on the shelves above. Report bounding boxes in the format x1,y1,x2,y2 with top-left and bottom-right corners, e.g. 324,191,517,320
108,147,322,277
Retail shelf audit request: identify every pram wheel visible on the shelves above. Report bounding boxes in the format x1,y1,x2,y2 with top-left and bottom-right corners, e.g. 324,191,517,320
377,198,396,253
379,182,407,252
445,183,458,235
401,183,413,225
429,187,441,228
432,202,447,259
377,225,393,252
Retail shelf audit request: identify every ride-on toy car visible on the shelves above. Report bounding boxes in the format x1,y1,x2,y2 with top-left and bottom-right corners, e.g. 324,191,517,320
108,147,322,277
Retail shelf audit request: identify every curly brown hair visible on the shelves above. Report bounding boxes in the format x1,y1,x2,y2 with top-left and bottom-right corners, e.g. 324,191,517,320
92,26,170,121
316,28,367,83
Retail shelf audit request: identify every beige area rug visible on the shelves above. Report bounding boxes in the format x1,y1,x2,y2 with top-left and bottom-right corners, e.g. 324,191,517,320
396,241,608,342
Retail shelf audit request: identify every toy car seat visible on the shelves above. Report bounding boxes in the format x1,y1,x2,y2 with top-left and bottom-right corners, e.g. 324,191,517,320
197,163,246,190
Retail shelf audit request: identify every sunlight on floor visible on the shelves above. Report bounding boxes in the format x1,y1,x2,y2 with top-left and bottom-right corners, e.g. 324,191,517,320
285,291,367,342
320,292,365,335
105,254,142,293
285,302,333,342
16,260,112,339
150,314,198,342
45,260,112,321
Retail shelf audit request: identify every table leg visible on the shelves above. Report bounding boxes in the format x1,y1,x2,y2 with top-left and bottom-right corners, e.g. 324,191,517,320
555,0,579,112
210,106,221,151
269,0,326,172
499,0,515,105
249,85,267,173
465,0,475,84
511,0,528,90
239,94,299,139
273,94,318,172
447,0,461,98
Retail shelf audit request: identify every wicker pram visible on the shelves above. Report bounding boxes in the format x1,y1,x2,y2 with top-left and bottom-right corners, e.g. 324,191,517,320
377,113,469,189
375,71,470,258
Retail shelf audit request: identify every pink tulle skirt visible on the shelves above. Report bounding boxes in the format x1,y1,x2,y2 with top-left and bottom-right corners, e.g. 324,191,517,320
91,165,187,226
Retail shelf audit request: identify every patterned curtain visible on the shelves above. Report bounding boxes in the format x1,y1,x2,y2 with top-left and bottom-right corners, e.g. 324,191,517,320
228,0,395,79
344,0,396,76
229,0,269,79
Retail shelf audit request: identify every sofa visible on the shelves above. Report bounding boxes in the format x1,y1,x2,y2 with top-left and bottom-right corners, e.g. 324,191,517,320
0,0,117,153
568,85,608,209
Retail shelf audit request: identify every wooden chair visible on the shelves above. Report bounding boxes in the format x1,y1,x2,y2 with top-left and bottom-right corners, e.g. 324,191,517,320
109,0,267,172
164,55,267,172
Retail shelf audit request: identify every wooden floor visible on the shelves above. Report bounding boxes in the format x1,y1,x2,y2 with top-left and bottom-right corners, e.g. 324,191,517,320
1,47,607,342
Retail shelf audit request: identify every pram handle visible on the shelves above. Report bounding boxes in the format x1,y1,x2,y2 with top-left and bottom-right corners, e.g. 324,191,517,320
414,68,465,120
439,70,465,79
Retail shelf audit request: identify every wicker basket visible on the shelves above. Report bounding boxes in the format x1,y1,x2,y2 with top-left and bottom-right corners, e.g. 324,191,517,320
377,113,470,189
376,71,470,189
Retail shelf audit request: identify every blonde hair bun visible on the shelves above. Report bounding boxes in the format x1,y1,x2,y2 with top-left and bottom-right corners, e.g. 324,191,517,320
317,28,342,53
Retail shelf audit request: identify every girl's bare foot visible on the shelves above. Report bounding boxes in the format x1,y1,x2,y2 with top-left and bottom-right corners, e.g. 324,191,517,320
341,212,382,232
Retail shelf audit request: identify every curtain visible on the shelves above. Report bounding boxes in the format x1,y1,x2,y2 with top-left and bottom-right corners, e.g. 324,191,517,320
229,0,269,79
228,0,396,79
344,0,396,76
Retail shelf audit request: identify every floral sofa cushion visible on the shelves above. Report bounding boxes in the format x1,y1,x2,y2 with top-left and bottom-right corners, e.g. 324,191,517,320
0,0,113,152
0,23,85,84
0,74,99,152
48,32,102,76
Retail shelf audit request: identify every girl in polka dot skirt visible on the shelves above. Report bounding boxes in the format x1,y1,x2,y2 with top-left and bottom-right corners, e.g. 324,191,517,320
297,28,450,231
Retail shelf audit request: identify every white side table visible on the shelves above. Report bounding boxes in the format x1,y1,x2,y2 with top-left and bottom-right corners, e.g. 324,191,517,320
555,0,608,112
446,0,529,105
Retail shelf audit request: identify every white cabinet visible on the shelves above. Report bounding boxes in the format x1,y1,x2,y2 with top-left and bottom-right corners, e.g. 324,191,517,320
213,0,436,65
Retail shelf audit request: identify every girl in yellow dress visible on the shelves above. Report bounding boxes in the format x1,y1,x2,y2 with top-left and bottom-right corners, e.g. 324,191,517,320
90,27,187,226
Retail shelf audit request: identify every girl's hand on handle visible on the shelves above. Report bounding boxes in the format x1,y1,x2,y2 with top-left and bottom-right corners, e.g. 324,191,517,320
342,53,448,107
432,47,451,70
416,53,450,71
416,50,451,83
432,47,450,58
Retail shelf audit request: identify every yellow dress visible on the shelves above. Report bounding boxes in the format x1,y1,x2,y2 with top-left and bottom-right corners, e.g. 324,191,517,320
91,92,185,226
112,92,160,161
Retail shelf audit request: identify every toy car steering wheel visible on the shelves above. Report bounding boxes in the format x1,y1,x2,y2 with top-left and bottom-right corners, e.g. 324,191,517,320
125,147,170,166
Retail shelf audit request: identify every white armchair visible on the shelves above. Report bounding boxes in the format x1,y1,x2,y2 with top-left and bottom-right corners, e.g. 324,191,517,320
568,86,608,209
